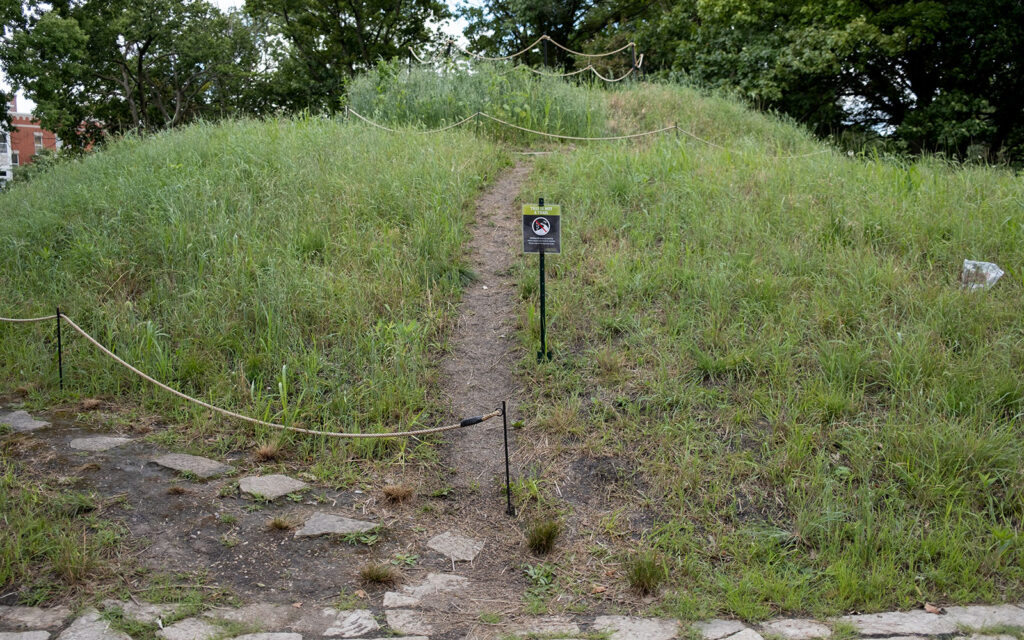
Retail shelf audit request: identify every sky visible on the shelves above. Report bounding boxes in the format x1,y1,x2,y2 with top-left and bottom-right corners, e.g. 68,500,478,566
2,0,467,114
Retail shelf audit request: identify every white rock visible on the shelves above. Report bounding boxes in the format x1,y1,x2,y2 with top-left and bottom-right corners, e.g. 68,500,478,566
229,635,301,640
946,605,1024,629
205,604,296,629
0,606,72,629
57,611,132,640
426,531,484,562
726,629,765,640
693,619,747,640
152,454,232,479
593,615,680,640
323,610,379,637
0,632,50,640
0,411,49,433
505,615,580,636
156,618,220,640
238,475,308,501
760,619,831,640
293,512,377,538
381,592,418,608
101,600,177,625
837,610,958,636
70,437,132,452
384,610,433,636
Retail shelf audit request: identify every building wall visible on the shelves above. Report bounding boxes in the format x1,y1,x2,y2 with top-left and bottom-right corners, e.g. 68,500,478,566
1,97,61,183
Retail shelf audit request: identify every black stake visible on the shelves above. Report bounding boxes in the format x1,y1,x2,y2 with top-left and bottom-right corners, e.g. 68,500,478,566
536,198,551,362
543,38,549,68
502,400,515,516
55,306,63,392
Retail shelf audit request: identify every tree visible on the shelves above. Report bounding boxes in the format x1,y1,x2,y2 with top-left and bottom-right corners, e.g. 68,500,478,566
1,0,261,149
246,0,450,113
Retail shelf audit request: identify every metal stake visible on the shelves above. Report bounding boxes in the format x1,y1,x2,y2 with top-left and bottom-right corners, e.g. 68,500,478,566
502,401,515,516
543,39,549,67
536,197,551,362
56,306,63,391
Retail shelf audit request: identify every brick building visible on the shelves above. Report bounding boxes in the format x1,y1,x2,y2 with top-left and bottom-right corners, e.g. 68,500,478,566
0,97,60,183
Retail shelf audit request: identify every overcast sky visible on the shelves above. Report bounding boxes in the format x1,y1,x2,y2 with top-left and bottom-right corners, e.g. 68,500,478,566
3,0,467,114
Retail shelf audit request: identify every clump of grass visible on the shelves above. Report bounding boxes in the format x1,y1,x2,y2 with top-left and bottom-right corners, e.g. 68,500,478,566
359,562,400,586
266,516,296,531
526,519,561,555
254,439,283,462
382,484,414,503
166,485,188,496
627,551,666,596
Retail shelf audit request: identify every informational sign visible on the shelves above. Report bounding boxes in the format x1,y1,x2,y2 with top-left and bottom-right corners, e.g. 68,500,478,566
522,204,561,254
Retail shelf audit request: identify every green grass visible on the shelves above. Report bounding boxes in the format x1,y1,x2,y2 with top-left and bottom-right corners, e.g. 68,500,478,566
515,83,1024,618
0,116,505,479
347,60,608,142
0,460,125,603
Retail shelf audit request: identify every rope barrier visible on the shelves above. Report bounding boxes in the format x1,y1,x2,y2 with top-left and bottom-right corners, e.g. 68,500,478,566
409,35,637,64
543,36,636,58
518,57,641,82
0,311,501,439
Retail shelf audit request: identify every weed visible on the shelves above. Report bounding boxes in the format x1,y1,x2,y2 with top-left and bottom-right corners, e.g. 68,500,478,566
333,588,363,610
359,562,400,586
254,439,283,462
478,612,501,624
219,534,240,548
429,486,453,499
390,552,419,567
266,516,296,531
383,484,414,502
166,485,188,496
342,531,380,546
627,551,666,596
526,519,561,555
218,513,238,525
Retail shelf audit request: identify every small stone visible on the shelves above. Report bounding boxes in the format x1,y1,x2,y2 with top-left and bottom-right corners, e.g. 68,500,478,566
0,606,72,629
693,620,747,640
70,437,132,452
230,634,302,640
0,411,49,433
293,512,377,538
100,600,176,625
426,531,485,562
963,635,1018,640
505,616,580,636
238,475,308,501
946,605,1024,629
206,604,296,629
0,632,50,640
57,611,131,640
152,454,232,479
838,611,958,636
156,618,220,640
760,619,831,640
382,592,418,608
323,609,379,637
593,616,681,640
385,610,434,636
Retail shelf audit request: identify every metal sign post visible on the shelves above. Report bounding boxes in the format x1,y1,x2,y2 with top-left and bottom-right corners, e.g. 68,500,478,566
523,198,561,361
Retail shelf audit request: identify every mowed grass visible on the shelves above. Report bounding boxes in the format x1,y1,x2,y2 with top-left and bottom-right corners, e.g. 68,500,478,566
0,116,505,476
517,84,1024,618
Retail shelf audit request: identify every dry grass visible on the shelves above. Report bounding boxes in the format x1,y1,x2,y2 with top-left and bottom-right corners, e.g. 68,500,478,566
359,562,401,586
382,484,414,503
254,439,283,462
526,519,561,555
266,516,297,531
166,485,188,496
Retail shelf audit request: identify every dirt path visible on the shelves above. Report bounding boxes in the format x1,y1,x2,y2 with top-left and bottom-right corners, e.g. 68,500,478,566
440,161,531,494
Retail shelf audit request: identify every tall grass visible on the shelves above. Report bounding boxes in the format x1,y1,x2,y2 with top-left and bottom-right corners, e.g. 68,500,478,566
346,60,608,142
518,84,1024,617
0,116,505,475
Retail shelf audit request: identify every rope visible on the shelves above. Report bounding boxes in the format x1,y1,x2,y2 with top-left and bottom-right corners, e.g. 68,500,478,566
475,112,675,141
442,35,636,62
518,62,639,82
543,36,636,58
0,311,501,439
453,35,549,61
349,108,478,134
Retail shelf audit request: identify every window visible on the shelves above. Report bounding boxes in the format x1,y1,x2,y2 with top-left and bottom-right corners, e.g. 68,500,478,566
34,132,43,152
0,133,7,154
11,151,18,166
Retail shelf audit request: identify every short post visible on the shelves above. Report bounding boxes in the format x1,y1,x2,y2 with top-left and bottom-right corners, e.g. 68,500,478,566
55,306,63,391
537,197,551,361
446,40,452,59
502,401,515,516
543,38,549,67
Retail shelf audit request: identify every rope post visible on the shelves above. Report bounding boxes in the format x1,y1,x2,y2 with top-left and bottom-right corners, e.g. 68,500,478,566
445,40,452,59
502,400,515,516
675,123,679,140
543,38,549,68
55,306,63,392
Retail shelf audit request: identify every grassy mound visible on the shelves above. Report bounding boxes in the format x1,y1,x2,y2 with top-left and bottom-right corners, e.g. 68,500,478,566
515,84,1024,617
0,116,504,475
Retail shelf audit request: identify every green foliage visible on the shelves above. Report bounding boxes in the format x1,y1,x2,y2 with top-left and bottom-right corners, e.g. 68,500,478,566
346,60,607,142
519,84,1024,616
627,551,666,596
0,116,504,477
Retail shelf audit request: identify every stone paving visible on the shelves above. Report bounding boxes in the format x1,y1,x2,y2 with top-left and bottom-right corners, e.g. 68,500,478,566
5,408,1024,640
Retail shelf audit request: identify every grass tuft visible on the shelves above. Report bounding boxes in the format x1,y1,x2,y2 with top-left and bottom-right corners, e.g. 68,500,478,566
254,439,283,462
526,519,561,555
359,562,400,586
627,551,666,596
382,484,414,503
266,516,297,531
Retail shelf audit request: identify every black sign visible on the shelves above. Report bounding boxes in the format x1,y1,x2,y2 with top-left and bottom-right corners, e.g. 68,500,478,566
522,204,561,254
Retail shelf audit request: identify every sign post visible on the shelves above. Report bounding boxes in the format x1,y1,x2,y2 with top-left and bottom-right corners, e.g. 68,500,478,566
523,198,560,361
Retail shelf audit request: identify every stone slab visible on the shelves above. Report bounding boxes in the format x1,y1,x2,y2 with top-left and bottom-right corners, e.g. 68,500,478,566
0,632,50,640
71,437,132,452
382,573,469,608
206,604,297,630
323,609,379,637
382,593,418,608
728,630,766,640
838,610,959,636
238,475,308,501
0,606,72,629
760,619,831,640
694,620,747,640
426,531,484,562
230,634,302,640
0,411,49,433
505,616,581,637
152,454,232,479
946,605,1024,630
101,600,177,625
593,615,680,640
57,611,131,640
156,618,220,640
384,610,434,636
294,512,377,538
